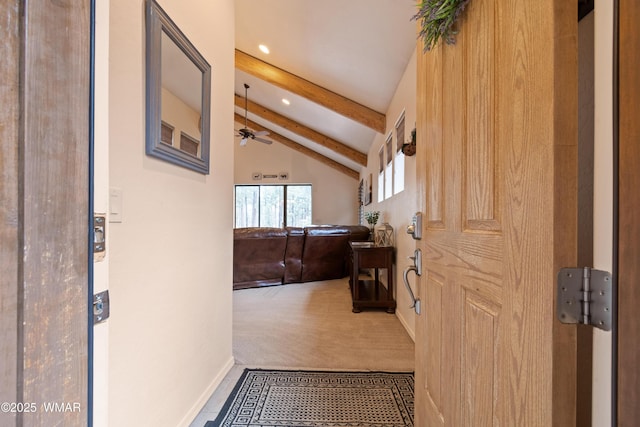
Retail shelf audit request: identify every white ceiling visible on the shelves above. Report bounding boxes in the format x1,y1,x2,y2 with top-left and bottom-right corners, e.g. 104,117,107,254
234,0,418,172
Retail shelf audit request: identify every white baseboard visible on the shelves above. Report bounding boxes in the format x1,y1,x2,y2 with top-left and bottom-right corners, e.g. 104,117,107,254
396,311,415,342
179,356,235,427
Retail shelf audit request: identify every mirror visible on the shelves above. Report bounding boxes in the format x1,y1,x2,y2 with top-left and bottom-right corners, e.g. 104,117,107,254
146,0,211,174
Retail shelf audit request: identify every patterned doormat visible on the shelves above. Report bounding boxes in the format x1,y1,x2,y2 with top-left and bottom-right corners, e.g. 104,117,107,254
205,369,414,427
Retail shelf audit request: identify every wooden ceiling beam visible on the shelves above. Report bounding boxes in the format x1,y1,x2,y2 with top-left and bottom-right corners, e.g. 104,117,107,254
235,95,367,167
235,49,386,134
235,113,360,180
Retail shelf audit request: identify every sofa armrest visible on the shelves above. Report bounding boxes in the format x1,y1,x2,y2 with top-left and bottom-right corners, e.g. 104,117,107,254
233,228,288,289
344,225,371,241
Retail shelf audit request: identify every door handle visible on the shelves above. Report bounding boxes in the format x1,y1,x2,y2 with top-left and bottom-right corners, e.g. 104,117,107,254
408,247,422,276
403,249,422,314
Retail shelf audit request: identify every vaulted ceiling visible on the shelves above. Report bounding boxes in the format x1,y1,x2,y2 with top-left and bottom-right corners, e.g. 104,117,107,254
234,0,418,178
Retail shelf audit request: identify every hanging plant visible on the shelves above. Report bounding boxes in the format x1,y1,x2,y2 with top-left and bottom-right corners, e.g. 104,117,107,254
411,0,471,52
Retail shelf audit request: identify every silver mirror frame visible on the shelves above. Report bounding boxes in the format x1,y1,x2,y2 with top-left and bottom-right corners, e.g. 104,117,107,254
146,0,211,174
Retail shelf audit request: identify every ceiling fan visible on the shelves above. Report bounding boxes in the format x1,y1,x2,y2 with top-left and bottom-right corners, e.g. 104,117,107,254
236,83,272,146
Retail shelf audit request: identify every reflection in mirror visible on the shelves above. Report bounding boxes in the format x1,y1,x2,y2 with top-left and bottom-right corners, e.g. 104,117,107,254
146,0,211,174
161,31,202,156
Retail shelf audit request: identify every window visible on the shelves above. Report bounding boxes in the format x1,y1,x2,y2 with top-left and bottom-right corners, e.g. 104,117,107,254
358,179,365,224
377,147,384,202
160,121,174,145
385,134,393,199
235,185,312,228
258,185,284,227
180,132,199,157
394,113,405,194
285,185,312,227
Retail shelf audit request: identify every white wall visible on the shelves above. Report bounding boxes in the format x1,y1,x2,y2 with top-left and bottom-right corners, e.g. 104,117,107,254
361,50,418,339
234,132,359,225
108,0,235,426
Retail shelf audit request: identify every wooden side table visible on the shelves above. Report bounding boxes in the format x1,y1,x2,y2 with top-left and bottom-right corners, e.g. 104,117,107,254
349,242,396,313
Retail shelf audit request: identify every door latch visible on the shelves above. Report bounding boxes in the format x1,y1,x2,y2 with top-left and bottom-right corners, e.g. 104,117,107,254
557,267,612,331
93,290,110,324
94,213,106,262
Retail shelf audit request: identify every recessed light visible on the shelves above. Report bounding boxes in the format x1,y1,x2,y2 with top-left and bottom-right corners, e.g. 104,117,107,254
259,44,270,54
282,98,290,106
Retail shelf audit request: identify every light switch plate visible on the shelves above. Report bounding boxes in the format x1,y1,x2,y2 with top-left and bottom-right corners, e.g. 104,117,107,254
109,187,123,223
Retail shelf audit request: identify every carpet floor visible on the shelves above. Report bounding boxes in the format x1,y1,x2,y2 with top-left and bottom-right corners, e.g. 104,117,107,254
232,279,415,371
205,369,414,427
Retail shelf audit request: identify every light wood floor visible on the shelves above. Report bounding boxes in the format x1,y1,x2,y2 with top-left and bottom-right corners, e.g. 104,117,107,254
189,278,415,426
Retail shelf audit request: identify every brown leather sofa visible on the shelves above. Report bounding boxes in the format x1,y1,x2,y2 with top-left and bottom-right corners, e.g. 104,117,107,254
233,225,370,290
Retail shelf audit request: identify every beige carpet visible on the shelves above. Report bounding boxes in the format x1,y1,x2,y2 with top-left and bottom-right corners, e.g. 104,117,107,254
190,278,415,427
233,278,415,371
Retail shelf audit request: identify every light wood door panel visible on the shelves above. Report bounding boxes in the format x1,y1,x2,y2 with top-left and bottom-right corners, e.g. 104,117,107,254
462,291,499,426
414,0,578,425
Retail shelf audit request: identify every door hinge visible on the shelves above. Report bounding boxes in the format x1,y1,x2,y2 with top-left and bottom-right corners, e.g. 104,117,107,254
557,267,612,331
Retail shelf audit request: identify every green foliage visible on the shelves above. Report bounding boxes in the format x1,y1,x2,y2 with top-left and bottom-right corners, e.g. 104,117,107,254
412,0,470,52
364,211,380,226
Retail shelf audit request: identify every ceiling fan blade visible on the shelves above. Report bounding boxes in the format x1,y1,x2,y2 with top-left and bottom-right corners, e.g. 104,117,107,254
239,137,248,146
253,130,269,136
254,137,272,145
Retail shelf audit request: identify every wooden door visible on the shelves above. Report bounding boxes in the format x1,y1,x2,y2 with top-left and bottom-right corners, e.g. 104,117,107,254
617,0,640,423
0,1,91,426
414,0,578,425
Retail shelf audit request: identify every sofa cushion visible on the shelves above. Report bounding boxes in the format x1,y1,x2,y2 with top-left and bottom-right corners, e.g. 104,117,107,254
300,227,351,282
283,227,305,283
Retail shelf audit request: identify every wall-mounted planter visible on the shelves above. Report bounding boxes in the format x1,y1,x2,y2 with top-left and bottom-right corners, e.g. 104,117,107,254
401,142,416,156
401,127,417,156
